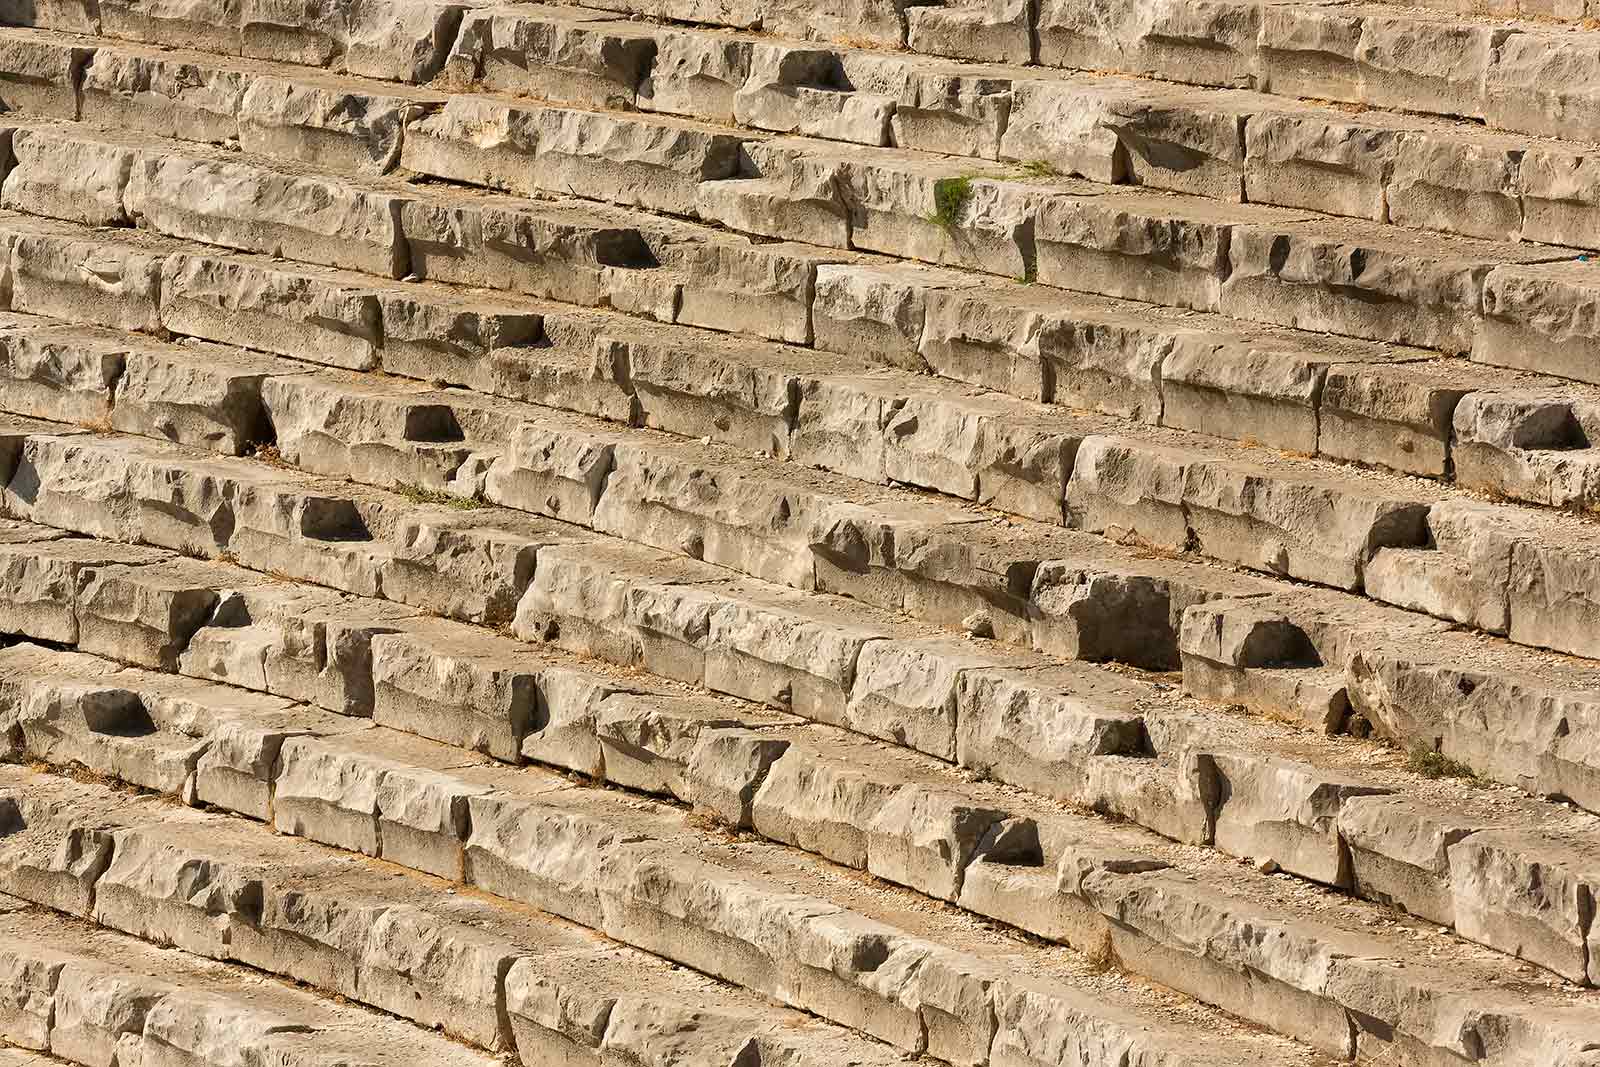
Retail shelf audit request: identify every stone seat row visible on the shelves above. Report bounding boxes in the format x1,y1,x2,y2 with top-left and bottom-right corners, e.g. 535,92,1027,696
12,176,1600,527
6,407,1600,992
11,16,1600,262
0,811,921,1067
8,110,1600,408
7,197,1600,674
13,20,1600,270
8,0,1600,148
2,602,1598,1065
6,115,1600,525
6,231,1600,787
0,739,1324,1067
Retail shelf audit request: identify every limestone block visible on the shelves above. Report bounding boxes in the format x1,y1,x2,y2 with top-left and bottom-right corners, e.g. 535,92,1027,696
100,0,243,55
0,768,147,915
671,238,828,345
1318,359,1472,477
0,538,167,645
375,284,550,388
91,812,355,958
953,664,1147,793
272,730,489,874
1337,794,1477,924
180,584,415,716
519,663,634,776
591,441,830,589
638,28,752,124
914,286,1040,402
369,619,538,760
886,64,1011,160
594,690,766,802
239,74,432,176
1508,527,1600,659
6,225,165,334
1477,261,1600,384
530,107,744,217
853,158,1054,280
1346,638,1600,808
74,557,243,670
1452,385,1600,509
341,0,470,83
398,95,542,195
399,192,666,309
1365,499,1520,634
124,149,407,276
1067,435,1433,589
846,637,1011,760
0,35,92,118
906,0,1030,64
695,138,851,249
1221,218,1537,354
80,49,247,143
380,510,569,625
0,325,125,427
1520,145,1600,250
1033,193,1249,312
1159,332,1324,454
465,792,651,927
1210,751,1391,886
813,262,980,372
159,253,383,371
1037,0,1268,89
482,416,621,525
1386,126,1523,242
1483,31,1600,141
442,6,656,109
1449,831,1600,985
111,340,288,454
3,128,134,226
1259,6,1494,119
734,44,896,147
1243,108,1399,221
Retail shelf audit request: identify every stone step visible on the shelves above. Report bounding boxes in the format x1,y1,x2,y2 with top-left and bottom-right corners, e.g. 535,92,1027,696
0,905,513,1067
0,843,910,1067
3,642,1598,1065
0,760,1324,1067
7,0,1600,155
9,22,1600,257
10,321,1600,803
1,117,1587,371
8,212,1600,526
7,506,1600,996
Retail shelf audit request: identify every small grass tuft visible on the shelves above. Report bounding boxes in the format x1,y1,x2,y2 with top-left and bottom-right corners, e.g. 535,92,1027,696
394,481,485,510
1019,159,1061,179
1406,745,1483,783
930,175,975,229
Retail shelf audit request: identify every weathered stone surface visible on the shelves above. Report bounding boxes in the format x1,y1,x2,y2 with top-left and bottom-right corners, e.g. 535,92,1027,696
79,46,248,143
238,73,434,176
0,34,91,119
1222,217,1558,354
1478,261,1600,385
1209,751,1391,886
1067,435,1433,590
2,127,133,227
1452,383,1600,509
2,220,166,335
125,148,407,276
159,252,383,371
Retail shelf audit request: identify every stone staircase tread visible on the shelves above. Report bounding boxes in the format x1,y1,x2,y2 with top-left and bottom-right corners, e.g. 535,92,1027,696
0,759,1330,1067
6,496,1600,1003
3,630,1598,1064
